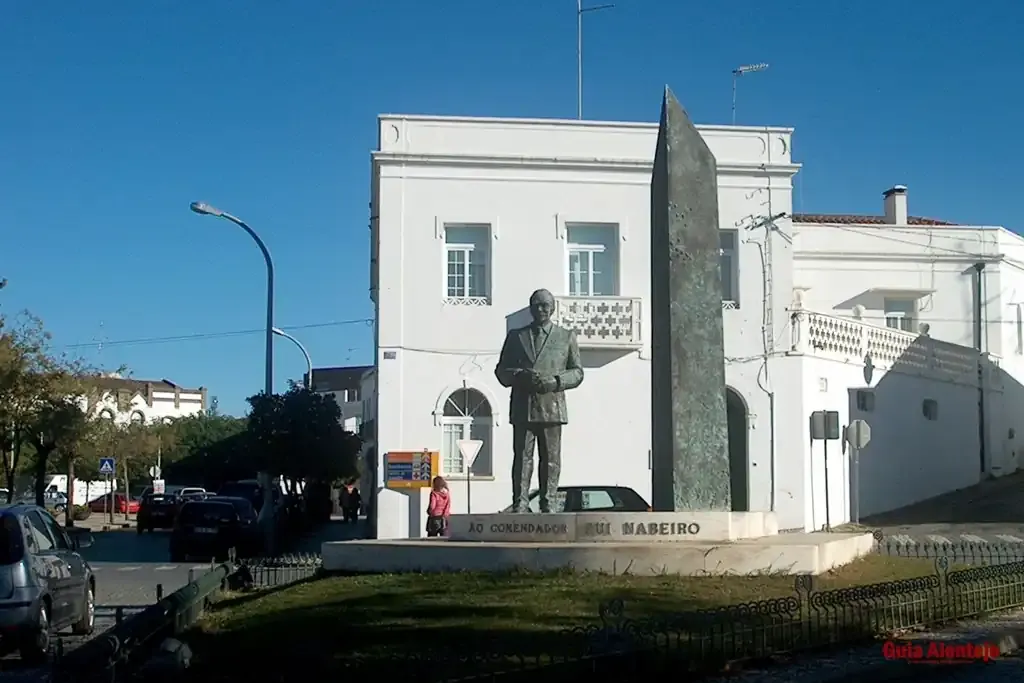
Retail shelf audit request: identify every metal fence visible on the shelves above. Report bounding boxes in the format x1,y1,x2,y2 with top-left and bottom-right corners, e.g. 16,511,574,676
236,552,324,589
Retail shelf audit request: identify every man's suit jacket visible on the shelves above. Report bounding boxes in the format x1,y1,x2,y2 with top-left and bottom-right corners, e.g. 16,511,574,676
495,323,584,425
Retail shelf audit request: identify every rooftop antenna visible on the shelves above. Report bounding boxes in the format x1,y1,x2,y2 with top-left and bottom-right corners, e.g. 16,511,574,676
577,0,614,120
731,63,769,125
92,321,108,365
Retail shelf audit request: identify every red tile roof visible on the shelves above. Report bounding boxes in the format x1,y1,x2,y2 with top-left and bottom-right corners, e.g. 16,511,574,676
791,213,957,226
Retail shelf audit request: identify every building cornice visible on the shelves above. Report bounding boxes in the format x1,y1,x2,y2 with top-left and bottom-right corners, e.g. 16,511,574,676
373,151,801,177
377,113,795,135
795,250,1000,264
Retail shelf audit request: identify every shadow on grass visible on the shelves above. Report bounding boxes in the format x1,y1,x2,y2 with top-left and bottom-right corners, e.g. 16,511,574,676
184,559,935,680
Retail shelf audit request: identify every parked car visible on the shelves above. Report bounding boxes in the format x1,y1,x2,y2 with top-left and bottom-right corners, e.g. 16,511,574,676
178,487,208,502
203,496,261,555
169,500,258,562
217,480,278,512
0,504,95,663
136,493,182,533
502,486,651,513
87,493,140,515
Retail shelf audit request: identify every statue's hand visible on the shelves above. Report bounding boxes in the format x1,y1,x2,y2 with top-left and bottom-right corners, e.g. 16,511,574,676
536,375,559,393
515,370,539,390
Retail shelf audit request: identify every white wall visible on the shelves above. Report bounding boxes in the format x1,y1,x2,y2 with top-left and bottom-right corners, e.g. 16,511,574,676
370,115,801,538
793,310,988,526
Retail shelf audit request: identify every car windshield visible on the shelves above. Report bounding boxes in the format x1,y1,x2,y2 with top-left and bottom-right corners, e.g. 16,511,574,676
145,494,175,504
178,502,238,525
208,497,256,520
219,483,258,498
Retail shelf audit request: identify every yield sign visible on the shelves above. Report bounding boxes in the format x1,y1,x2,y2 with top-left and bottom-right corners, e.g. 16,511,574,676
457,440,483,468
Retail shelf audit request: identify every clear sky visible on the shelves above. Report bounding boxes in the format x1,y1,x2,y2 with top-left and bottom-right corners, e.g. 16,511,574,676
2,1,1021,415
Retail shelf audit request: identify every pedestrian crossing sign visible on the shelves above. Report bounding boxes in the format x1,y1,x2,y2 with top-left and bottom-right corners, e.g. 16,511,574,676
99,458,115,476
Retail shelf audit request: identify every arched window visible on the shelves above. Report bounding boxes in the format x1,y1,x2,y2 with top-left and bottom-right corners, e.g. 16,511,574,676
440,388,493,477
98,409,115,421
129,411,146,425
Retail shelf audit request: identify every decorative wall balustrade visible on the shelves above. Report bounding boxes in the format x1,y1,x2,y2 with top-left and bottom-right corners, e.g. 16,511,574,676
790,308,979,382
553,296,643,350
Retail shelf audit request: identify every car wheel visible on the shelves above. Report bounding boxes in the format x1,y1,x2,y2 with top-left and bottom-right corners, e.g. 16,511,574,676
137,524,144,535
72,584,95,635
19,600,50,665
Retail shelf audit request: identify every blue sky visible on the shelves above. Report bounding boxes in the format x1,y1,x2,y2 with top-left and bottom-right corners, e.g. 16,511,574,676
2,1,1021,415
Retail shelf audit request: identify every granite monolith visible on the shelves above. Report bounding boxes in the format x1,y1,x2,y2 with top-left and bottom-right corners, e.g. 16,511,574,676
650,88,731,512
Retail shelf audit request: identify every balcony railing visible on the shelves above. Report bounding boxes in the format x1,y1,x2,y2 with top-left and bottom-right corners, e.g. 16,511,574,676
790,308,979,381
553,296,642,349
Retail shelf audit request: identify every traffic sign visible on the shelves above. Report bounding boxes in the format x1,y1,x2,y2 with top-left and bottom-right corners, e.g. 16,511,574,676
846,419,872,449
152,479,166,495
99,458,115,476
457,440,483,468
148,465,161,479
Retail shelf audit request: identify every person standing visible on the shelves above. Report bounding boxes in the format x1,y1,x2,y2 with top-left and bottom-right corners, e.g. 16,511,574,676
426,476,451,537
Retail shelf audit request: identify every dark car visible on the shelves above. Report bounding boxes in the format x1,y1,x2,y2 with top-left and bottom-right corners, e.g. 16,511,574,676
0,505,95,663
218,480,279,513
169,500,258,562
503,486,651,513
137,493,182,533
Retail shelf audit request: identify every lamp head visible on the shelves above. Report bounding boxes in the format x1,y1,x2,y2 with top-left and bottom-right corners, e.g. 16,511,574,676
190,202,224,217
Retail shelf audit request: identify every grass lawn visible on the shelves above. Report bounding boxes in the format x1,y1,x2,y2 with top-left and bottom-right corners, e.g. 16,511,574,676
187,555,941,676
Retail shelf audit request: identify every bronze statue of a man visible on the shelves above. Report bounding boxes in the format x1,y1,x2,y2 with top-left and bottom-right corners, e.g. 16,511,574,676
495,289,584,513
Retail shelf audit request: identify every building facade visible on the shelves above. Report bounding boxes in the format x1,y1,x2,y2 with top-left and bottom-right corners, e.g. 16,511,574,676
310,365,373,433
366,114,1023,539
87,375,206,424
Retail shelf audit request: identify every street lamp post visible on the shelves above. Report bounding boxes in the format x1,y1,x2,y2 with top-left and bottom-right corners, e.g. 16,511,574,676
189,201,277,550
731,62,769,125
272,327,313,390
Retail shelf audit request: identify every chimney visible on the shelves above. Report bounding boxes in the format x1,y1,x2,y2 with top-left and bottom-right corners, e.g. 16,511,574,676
883,185,908,225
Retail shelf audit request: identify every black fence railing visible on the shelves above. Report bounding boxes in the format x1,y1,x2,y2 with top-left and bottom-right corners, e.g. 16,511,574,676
39,531,1024,682
236,553,323,589
371,552,1024,682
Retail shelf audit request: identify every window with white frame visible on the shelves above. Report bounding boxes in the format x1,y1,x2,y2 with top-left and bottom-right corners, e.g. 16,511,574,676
566,223,619,297
883,298,916,333
444,224,491,304
440,388,493,477
720,230,739,306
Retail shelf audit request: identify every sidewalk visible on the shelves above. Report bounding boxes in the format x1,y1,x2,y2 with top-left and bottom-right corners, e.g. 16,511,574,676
62,513,135,532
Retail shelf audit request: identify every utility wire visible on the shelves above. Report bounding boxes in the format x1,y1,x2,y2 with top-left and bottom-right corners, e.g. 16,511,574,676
61,318,373,350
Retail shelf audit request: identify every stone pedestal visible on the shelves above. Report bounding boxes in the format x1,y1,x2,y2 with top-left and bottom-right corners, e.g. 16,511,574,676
322,511,873,577
447,511,778,543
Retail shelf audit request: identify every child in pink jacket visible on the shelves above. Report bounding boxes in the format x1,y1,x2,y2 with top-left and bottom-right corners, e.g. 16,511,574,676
426,476,451,537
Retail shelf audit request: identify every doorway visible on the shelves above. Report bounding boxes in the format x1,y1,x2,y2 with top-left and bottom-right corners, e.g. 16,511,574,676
726,388,750,512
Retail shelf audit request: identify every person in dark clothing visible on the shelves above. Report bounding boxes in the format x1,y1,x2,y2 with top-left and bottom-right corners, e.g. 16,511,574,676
339,484,361,523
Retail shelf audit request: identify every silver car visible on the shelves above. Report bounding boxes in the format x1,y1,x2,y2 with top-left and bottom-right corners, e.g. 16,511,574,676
0,504,95,663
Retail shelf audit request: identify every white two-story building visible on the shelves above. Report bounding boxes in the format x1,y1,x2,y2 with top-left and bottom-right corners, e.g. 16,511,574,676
366,113,1024,539
87,374,207,424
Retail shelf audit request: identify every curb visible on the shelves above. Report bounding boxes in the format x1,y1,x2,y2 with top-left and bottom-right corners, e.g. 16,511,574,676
820,619,1024,682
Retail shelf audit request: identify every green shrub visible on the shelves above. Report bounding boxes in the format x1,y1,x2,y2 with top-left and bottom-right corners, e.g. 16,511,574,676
72,505,91,521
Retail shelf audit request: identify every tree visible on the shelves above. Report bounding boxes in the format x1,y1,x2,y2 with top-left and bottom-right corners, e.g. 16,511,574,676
246,386,361,490
27,396,92,506
160,413,248,489
0,312,97,504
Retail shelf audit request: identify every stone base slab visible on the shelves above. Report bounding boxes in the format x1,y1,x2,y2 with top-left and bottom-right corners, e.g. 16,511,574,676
322,532,873,576
448,511,778,543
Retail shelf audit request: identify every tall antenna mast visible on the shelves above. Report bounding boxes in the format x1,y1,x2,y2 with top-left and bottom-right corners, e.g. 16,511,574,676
577,0,614,120
731,63,769,125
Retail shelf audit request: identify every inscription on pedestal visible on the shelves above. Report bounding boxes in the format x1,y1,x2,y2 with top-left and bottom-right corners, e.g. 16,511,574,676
447,512,776,543
581,521,702,538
